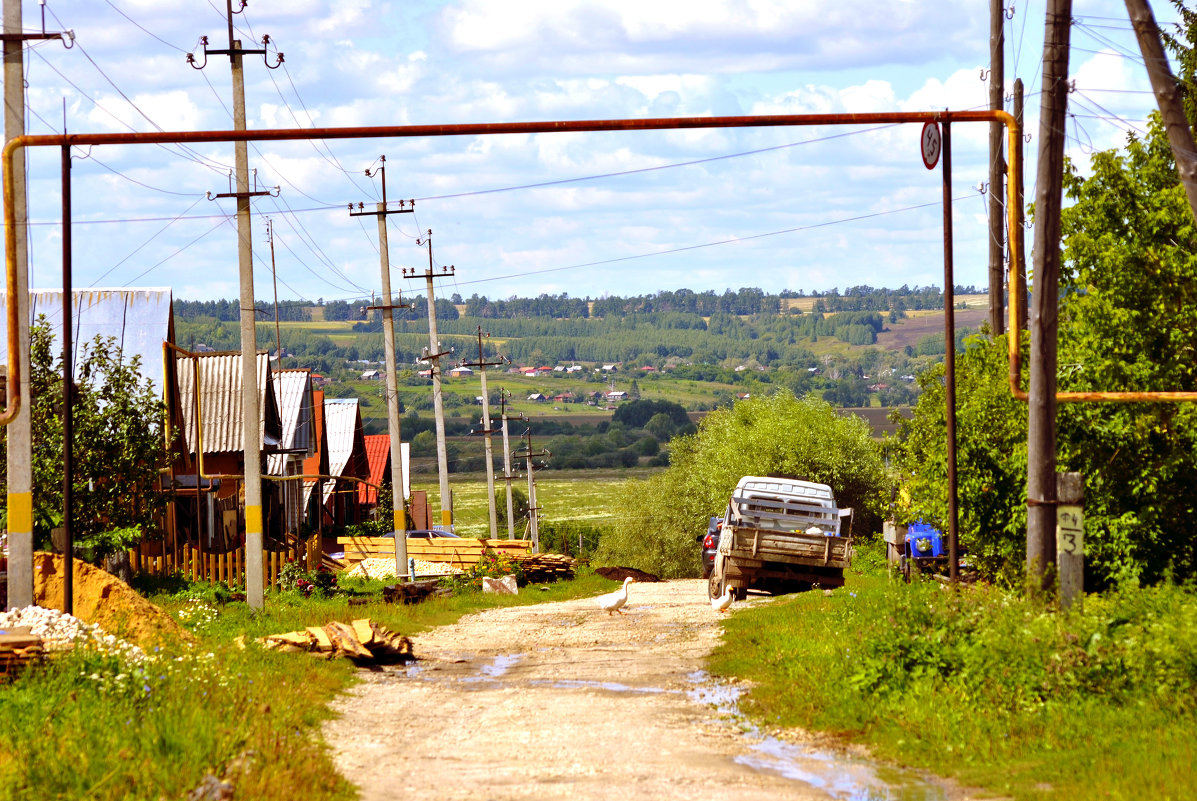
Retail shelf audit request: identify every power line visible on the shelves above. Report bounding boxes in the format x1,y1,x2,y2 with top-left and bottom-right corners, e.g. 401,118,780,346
453,194,979,288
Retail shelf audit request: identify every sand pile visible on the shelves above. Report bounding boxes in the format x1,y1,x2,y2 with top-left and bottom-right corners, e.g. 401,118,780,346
32,552,193,648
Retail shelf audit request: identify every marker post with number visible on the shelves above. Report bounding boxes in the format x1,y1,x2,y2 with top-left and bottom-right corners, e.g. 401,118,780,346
1056,472,1084,609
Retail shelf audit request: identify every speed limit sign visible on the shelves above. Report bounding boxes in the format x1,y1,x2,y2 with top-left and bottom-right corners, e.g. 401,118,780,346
920,121,941,170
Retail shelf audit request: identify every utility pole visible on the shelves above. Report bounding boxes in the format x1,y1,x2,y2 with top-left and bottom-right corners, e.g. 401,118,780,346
350,156,414,576
3,0,71,610
188,2,283,610
461,326,508,540
1013,78,1029,333
265,219,283,368
513,430,550,553
1125,0,1197,220
404,235,455,529
1026,0,1072,592
988,0,1006,335
499,390,526,540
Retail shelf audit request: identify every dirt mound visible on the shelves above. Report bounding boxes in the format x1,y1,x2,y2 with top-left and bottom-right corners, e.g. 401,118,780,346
595,566,661,583
33,552,193,648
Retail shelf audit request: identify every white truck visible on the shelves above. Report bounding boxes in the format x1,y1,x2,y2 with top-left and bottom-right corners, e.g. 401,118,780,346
708,476,853,600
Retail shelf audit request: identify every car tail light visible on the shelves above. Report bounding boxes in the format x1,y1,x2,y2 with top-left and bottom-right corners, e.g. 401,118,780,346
702,535,715,548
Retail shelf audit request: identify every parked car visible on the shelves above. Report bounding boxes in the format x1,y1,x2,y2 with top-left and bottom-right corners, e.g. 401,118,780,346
382,528,461,539
697,516,723,578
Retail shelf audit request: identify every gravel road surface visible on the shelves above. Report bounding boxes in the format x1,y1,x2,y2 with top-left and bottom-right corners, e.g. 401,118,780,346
323,579,962,801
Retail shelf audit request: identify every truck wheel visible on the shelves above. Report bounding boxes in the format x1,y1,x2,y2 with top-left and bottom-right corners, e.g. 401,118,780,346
708,571,724,601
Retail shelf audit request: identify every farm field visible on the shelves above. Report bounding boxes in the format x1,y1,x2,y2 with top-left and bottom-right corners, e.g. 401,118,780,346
414,470,645,538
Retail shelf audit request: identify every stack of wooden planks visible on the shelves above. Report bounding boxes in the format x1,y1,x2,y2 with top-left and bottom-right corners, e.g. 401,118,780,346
513,552,577,583
0,627,44,680
261,618,413,664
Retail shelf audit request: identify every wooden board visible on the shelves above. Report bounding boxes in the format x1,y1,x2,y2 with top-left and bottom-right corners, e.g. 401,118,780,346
725,527,851,569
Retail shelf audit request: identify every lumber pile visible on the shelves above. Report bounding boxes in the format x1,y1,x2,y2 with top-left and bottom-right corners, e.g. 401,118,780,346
0,627,44,680
336,536,531,570
261,618,413,664
514,552,577,583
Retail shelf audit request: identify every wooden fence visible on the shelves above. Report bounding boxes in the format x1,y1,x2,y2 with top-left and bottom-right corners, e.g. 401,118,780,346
336,536,531,571
129,542,300,590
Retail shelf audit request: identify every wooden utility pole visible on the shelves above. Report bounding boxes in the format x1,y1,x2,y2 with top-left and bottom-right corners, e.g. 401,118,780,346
988,0,1007,336
187,1,283,609
461,327,507,540
1026,0,1073,591
404,237,455,528
1013,78,1029,333
351,156,413,575
1125,0,1197,220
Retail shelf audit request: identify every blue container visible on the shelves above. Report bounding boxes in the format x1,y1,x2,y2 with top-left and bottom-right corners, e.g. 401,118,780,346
906,521,945,558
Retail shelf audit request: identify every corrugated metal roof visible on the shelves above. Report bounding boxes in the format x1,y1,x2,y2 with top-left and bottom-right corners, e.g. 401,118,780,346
176,351,279,454
0,288,173,397
266,369,313,476
359,434,390,504
323,399,359,478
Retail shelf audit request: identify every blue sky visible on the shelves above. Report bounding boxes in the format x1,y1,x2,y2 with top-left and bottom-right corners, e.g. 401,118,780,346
12,0,1177,303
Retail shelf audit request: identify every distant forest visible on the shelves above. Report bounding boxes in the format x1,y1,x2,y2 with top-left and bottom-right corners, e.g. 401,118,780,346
173,285,975,401
173,284,981,323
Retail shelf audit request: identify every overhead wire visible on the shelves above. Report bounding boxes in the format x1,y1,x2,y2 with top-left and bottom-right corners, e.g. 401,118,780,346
43,2,232,174
91,196,208,286
451,195,979,289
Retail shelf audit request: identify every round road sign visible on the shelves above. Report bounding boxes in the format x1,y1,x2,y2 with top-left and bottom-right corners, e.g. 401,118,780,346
921,121,941,170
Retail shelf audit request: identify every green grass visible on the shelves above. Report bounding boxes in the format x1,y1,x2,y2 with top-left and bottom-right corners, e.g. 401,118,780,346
708,543,1197,800
0,571,616,801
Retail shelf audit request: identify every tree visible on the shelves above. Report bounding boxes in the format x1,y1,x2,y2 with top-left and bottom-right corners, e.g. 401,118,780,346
0,319,172,562
896,117,1197,588
597,392,886,578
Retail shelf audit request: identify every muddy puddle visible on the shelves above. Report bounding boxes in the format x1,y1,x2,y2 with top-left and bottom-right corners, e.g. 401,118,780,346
686,671,949,801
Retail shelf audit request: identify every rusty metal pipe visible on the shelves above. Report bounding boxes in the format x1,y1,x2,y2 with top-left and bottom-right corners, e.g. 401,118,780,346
35,109,1179,425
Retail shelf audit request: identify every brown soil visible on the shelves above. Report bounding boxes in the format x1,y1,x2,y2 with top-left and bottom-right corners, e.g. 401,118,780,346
33,552,192,648
323,580,971,801
594,565,662,582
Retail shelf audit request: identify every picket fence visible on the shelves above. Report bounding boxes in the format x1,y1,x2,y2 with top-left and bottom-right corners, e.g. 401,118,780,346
128,539,320,590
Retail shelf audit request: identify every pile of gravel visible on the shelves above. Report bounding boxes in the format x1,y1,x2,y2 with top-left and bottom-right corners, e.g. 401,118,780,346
0,605,147,663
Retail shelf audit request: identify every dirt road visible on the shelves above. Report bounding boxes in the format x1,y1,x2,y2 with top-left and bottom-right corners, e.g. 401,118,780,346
323,579,954,801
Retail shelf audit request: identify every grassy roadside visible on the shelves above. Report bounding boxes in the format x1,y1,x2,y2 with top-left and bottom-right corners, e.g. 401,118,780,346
707,544,1197,800
0,571,615,801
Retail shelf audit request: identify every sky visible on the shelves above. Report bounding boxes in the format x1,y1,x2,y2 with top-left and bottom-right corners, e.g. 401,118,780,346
7,0,1178,304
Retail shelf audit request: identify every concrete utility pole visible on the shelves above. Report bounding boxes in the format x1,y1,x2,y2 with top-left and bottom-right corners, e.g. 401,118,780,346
988,0,1007,335
499,390,525,540
404,235,454,529
4,0,70,610
188,1,283,609
1013,78,1029,333
1026,0,1073,591
1125,0,1197,220
461,327,508,540
350,156,413,576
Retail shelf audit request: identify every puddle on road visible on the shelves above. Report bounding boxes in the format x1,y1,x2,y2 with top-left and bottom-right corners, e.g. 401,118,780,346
687,671,948,801
529,678,671,694
461,654,522,684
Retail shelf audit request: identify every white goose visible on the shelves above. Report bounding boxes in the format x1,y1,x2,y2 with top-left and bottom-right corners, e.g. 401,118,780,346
596,576,635,615
711,586,734,614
